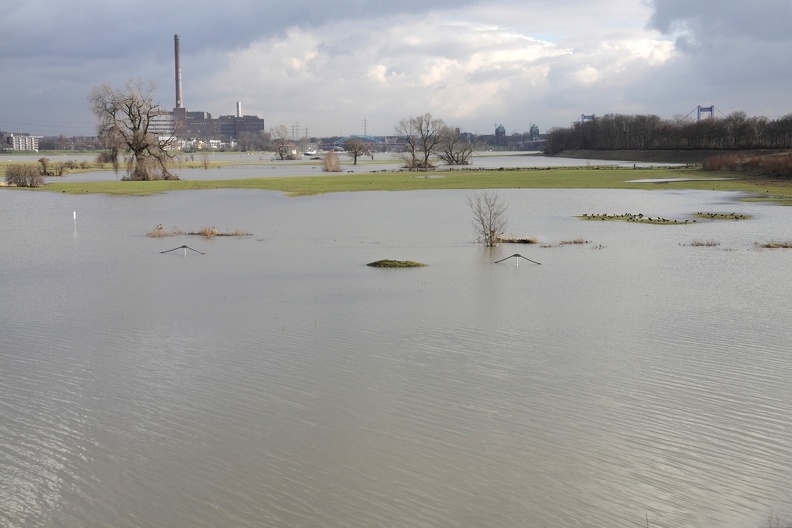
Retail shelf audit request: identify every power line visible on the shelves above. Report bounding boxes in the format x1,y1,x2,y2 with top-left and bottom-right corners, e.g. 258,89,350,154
0,114,97,135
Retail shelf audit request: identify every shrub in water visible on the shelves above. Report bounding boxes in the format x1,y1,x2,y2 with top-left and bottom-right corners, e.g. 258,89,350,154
323,151,342,172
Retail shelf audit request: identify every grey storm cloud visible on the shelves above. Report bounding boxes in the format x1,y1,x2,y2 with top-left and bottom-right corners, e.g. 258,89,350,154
649,0,792,46
1,0,484,59
647,0,792,113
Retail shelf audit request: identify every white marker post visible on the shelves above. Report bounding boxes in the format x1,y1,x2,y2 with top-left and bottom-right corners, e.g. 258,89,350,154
73,211,77,235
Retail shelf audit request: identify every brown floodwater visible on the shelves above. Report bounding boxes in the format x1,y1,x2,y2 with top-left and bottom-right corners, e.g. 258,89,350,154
1,185,791,528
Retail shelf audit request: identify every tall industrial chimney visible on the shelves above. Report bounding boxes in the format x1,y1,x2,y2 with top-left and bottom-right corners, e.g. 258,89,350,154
174,34,183,109
236,101,242,118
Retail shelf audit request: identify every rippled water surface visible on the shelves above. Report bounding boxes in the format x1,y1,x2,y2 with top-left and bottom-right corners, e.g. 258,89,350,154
2,184,792,528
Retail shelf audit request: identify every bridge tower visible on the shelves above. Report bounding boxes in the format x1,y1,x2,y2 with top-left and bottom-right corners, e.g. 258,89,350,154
697,105,715,121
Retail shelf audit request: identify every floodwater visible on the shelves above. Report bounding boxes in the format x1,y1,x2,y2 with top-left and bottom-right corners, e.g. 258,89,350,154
2,178,792,527
15,150,680,183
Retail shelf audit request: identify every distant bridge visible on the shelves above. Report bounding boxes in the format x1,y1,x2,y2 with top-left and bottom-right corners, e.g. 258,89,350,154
333,135,384,145
578,106,725,123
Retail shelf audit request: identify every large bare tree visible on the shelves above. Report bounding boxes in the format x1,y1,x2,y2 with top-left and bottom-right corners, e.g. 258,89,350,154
438,126,476,165
467,190,509,246
89,80,176,181
394,113,446,170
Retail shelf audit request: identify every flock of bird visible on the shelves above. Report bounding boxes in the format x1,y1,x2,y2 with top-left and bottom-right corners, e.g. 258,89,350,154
580,213,695,224
695,212,750,220
581,211,750,224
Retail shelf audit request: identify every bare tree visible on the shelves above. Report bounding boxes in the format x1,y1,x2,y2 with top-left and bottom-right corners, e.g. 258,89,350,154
395,119,420,169
344,138,368,165
438,126,476,165
89,80,177,181
394,113,446,170
467,190,508,246
269,125,295,160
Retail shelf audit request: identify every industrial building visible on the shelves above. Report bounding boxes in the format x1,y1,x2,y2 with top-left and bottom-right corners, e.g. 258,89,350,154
167,34,265,143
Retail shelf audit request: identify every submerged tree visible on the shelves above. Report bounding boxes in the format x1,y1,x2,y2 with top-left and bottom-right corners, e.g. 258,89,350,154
467,190,509,246
343,138,368,165
323,150,342,172
89,80,177,181
438,126,476,165
269,125,295,160
394,113,446,170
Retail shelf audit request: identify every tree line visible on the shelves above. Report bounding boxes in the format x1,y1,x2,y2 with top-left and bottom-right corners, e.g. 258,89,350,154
393,113,475,169
82,73,499,179
86,78,480,179
544,111,792,154
262,113,477,169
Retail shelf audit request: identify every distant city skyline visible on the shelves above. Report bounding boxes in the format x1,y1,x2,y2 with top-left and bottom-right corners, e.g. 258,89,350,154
2,1,791,137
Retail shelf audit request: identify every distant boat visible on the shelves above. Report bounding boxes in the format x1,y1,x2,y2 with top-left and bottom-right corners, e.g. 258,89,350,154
304,149,318,156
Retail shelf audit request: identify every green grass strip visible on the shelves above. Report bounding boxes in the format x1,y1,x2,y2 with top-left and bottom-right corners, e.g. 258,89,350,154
16,167,792,203
367,259,427,268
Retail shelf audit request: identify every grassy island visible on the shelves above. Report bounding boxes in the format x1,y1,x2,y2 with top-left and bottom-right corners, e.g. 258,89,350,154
578,213,697,224
367,259,427,268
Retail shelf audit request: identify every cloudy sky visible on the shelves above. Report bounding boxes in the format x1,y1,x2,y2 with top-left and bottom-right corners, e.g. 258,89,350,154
1,0,790,138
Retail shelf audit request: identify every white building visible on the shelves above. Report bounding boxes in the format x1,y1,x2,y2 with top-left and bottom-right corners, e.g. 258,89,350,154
3,133,43,151
149,112,176,137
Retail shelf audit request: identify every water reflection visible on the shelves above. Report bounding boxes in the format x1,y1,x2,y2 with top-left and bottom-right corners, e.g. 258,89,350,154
1,187,791,528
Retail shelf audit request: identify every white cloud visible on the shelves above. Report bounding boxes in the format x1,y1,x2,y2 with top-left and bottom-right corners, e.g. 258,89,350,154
569,65,601,85
1,0,790,137
188,7,680,135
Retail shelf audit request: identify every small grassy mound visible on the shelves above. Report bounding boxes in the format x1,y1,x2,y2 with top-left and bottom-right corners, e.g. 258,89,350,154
497,236,539,244
539,237,593,248
147,224,251,238
683,239,720,247
757,241,792,249
367,259,427,268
